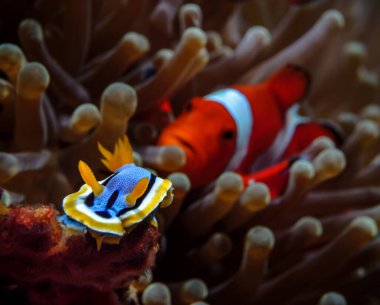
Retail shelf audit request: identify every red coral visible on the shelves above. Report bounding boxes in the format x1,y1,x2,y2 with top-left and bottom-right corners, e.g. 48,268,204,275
0,205,159,305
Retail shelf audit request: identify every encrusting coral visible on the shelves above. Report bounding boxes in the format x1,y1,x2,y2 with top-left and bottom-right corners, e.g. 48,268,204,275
1,0,380,304
0,205,159,305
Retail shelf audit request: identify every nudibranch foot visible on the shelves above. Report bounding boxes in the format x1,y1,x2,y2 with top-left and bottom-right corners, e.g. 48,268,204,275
59,214,87,235
89,230,122,251
149,216,158,228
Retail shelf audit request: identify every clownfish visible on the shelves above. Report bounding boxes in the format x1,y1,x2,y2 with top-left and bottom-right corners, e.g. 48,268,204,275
61,136,173,249
158,65,341,195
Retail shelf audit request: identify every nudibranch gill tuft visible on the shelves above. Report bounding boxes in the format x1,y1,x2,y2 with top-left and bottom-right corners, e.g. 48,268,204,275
61,135,173,249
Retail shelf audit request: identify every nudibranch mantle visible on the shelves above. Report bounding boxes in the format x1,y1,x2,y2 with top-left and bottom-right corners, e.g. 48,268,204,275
62,136,173,247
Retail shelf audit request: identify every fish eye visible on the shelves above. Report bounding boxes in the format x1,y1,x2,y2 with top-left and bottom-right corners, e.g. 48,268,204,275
222,129,235,140
185,102,192,111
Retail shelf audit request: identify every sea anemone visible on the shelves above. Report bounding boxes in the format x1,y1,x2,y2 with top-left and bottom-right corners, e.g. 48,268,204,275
1,0,380,304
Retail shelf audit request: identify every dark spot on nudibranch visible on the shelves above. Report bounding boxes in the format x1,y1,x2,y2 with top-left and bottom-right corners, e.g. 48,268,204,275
85,193,95,207
106,190,119,209
95,211,112,219
116,207,129,217
84,173,117,207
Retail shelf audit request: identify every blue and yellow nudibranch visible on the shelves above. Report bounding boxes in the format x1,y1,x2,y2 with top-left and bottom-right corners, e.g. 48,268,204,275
62,136,173,249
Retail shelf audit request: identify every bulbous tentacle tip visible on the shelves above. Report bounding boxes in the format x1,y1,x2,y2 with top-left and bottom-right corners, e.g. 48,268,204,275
240,182,271,212
318,292,347,305
247,26,272,47
18,18,44,41
343,41,367,62
215,171,244,202
69,103,101,136
17,62,50,100
167,172,191,194
349,216,378,239
183,27,208,49
292,216,323,238
0,153,20,182
101,82,137,121
160,145,187,171
246,226,275,258
322,10,345,29
142,282,171,305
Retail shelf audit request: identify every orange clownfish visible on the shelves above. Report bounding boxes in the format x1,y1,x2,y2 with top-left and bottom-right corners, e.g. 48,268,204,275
158,65,341,196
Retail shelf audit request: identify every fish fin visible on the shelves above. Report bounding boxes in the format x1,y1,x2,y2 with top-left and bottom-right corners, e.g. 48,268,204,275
98,135,134,172
243,160,291,199
125,177,150,207
267,64,310,112
78,161,104,196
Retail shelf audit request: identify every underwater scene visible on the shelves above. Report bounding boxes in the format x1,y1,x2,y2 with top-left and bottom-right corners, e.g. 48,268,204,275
1,0,380,304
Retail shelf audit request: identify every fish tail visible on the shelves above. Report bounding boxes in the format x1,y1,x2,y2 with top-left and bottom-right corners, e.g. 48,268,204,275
267,64,310,112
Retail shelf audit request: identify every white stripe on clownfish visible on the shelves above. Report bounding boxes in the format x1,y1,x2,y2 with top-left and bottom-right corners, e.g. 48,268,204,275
204,89,254,171
250,104,310,171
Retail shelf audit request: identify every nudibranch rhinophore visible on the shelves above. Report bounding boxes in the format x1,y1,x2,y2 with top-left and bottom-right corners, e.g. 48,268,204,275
61,136,173,249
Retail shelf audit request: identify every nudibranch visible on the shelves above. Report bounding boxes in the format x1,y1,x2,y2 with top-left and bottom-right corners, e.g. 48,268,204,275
62,136,173,249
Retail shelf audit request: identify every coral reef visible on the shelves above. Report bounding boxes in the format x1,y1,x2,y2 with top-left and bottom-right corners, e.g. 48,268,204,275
1,0,380,304
0,205,159,305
